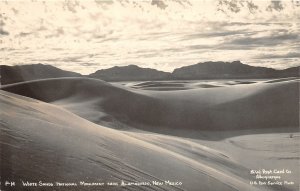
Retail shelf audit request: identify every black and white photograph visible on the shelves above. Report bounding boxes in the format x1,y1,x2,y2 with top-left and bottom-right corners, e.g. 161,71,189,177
0,0,299,190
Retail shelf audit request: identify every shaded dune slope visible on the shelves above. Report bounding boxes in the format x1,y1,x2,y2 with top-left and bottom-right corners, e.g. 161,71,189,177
2,78,298,133
1,90,279,191
0,91,199,191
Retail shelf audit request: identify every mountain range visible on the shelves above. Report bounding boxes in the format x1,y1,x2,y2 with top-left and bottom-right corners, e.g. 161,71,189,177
1,61,299,84
89,64,170,81
172,61,299,80
1,64,80,85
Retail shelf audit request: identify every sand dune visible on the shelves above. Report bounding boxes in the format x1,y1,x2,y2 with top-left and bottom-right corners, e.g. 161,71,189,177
1,77,299,191
2,77,298,135
2,90,298,191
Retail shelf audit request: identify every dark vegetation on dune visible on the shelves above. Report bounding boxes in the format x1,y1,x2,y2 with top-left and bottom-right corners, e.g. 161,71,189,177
1,61,299,84
2,78,298,133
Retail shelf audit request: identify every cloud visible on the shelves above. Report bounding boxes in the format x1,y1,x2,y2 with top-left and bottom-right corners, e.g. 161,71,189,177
0,0,299,74
11,7,19,14
255,52,300,59
216,0,259,14
245,1,259,13
79,63,99,67
266,1,284,12
18,32,31,37
180,30,247,41
186,44,215,50
0,28,9,36
151,0,168,9
217,0,242,13
94,0,114,5
0,20,5,27
223,33,298,47
62,0,80,13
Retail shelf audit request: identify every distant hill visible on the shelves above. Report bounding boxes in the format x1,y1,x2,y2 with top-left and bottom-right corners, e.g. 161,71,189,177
89,65,170,81
90,61,298,81
172,61,281,80
1,62,298,84
1,64,81,85
278,66,299,78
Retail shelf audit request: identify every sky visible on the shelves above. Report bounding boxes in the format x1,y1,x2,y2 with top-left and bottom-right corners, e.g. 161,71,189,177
0,0,299,74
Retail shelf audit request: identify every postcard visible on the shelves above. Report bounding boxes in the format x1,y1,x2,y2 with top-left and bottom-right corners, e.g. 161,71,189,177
1,1,299,191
